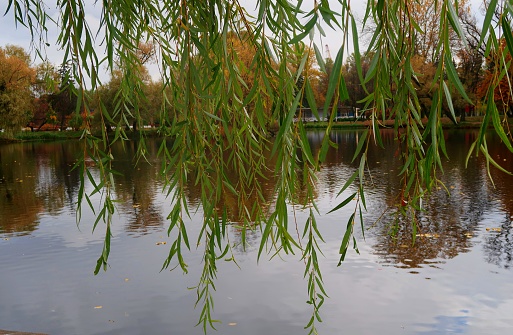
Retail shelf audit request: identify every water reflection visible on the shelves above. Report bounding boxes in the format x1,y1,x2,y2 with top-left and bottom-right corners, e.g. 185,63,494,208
482,218,513,269
304,129,510,270
2,131,513,268
109,140,165,236
2,130,513,335
0,141,81,235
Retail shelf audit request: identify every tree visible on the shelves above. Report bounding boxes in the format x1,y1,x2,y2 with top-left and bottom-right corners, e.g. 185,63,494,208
4,1,513,334
48,62,78,130
317,56,334,107
0,45,35,134
26,62,60,131
479,39,513,115
342,52,375,110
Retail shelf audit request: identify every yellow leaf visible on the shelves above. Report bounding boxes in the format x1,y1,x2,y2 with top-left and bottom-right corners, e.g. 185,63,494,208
228,323,237,326
94,306,103,309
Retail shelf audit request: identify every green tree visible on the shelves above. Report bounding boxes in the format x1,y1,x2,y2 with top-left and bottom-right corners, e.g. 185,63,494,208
49,62,78,130
4,1,513,334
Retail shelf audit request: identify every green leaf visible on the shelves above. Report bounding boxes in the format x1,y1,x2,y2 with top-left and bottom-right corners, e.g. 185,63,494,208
327,192,356,214
442,81,457,123
444,54,471,104
337,169,359,196
480,0,498,45
352,129,368,162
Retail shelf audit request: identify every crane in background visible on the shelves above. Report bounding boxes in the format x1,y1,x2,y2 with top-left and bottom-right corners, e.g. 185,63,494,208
325,44,332,60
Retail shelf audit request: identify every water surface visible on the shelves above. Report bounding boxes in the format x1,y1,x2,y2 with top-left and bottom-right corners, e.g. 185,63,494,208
1,130,512,335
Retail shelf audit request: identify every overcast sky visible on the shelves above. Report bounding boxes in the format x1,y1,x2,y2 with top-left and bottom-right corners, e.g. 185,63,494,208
0,0,486,82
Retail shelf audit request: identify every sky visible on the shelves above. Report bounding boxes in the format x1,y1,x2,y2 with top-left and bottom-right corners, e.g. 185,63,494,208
0,0,487,82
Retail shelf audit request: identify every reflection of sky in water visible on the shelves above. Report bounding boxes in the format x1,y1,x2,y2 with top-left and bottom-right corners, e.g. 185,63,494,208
2,133,513,334
416,310,470,335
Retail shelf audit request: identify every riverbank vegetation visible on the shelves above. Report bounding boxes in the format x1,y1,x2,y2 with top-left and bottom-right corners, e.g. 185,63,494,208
2,0,513,334
0,1,509,138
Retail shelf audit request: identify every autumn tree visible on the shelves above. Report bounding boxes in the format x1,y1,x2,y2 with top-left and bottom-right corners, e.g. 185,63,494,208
26,62,61,131
224,30,276,121
342,52,375,110
408,0,473,61
92,41,160,133
317,56,334,107
0,45,35,134
479,39,513,115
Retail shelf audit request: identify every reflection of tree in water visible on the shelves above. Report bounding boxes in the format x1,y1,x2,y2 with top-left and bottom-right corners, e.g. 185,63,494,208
0,141,82,235
110,139,164,236
34,142,82,215
482,216,513,269
480,134,513,269
372,187,487,269
229,223,262,255
182,146,279,225
372,131,495,268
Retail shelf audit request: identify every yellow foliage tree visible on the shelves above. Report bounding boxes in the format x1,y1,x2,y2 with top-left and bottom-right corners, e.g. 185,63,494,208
0,45,35,133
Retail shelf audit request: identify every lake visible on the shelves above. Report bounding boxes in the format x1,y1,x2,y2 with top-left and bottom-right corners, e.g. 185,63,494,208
1,129,513,335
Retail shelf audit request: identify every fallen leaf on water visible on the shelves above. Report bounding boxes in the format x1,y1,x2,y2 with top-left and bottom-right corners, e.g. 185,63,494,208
132,204,140,208
416,233,440,238
228,323,237,326
486,227,502,232
156,241,167,245
124,278,129,282
94,306,103,309
464,233,473,238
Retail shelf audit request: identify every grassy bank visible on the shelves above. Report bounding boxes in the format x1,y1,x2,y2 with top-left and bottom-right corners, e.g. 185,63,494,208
13,130,84,141
304,116,488,130
0,116,493,144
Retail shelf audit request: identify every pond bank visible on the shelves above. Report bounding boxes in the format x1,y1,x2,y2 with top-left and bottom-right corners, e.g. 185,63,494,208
304,116,490,129
0,116,499,143
0,330,47,335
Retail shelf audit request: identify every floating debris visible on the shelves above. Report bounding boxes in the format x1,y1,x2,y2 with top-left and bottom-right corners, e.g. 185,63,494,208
156,241,167,245
486,227,502,232
94,306,103,309
416,233,440,238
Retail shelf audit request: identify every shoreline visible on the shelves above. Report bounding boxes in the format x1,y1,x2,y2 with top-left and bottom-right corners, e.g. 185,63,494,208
0,116,495,143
